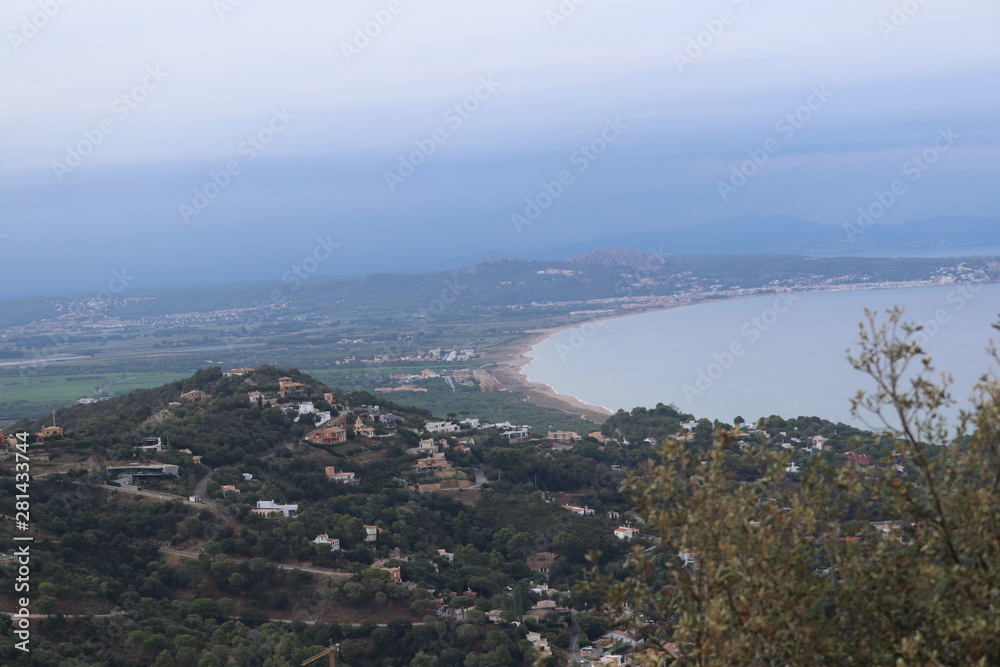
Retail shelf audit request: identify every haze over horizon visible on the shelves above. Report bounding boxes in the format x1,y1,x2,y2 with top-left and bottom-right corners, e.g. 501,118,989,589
2,0,998,298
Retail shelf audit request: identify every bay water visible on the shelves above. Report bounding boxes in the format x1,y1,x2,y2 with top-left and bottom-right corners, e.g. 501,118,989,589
523,284,1000,426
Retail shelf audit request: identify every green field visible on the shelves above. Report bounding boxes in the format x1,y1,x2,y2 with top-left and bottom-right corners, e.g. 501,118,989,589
307,368,597,433
0,371,193,420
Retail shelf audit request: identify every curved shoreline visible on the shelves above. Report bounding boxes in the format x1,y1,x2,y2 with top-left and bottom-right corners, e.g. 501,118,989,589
486,280,1000,424
488,326,614,424
488,296,758,422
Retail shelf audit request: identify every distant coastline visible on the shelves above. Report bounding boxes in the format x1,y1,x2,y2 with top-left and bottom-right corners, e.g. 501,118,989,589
490,297,741,421
490,279,1000,424
487,327,613,424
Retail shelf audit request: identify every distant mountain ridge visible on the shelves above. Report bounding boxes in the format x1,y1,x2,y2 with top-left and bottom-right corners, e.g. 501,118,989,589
543,214,1000,258
564,248,664,268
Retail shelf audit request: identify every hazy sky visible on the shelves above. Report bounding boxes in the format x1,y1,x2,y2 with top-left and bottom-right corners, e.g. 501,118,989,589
2,0,998,297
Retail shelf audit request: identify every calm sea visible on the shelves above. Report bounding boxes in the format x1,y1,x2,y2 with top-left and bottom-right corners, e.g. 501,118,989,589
523,284,1000,426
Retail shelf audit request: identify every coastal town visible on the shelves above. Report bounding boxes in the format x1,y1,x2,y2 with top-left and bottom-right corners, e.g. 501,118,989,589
3,254,1000,666
2,254,994,375
4,360,927,665
3,254,997,435
3,354,952,665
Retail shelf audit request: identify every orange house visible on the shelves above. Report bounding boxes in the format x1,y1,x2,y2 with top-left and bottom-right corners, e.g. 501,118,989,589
306,427,347,445
278,377,306,398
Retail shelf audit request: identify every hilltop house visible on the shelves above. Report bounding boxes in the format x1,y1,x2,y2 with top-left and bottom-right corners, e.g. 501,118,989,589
180,390,211,403
425,421,459,434
253,500,298,518
325,466,357,483
415,456,452,473
312,534,341,550
278,377,306,398
845,451,873,466
499,428,530,443
679,549,701,567
306,426,348,445
134,437,164,453
601,630,639,648
106,463,179,478
296,402,332,427
526,551,559,575
614,525,639,541
353,416,376,439
526,632,553,657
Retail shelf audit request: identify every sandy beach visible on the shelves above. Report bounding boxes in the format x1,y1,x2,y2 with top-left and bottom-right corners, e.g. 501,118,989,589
483,281,968,425
486,325,614,424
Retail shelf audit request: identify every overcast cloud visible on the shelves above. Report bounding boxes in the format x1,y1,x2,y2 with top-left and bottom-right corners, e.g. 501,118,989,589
1,0,998,297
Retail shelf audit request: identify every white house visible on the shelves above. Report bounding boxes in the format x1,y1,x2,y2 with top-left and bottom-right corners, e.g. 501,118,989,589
425,421,460,434
134,437,164,453
312,534,341,550
601,630,639,648
295,403,332,427
678,549,700,567
254,500,298,517
499,429,530,442
325,466,357,483
526,632,552,657
614,526,639,541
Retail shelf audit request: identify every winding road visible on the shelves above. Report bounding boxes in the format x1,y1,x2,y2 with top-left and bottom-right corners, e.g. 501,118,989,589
160,547,353,579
